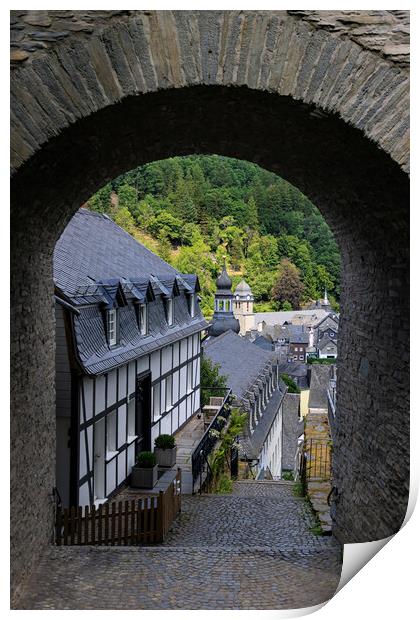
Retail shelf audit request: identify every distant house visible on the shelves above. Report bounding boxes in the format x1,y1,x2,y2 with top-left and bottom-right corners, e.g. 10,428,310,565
288,328,310,362
313,314,339,359
317,335,338,359
203,329,287,480
54,208,207,508
315,314,339,341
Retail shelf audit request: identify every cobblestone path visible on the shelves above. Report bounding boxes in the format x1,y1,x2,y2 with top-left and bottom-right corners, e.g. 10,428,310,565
14,481,342,610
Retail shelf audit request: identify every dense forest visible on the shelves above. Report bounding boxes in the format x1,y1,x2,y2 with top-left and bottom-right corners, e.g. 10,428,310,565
87,155,340,319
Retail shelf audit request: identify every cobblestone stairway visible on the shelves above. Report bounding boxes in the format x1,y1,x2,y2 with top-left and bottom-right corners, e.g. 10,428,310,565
14,481,342,610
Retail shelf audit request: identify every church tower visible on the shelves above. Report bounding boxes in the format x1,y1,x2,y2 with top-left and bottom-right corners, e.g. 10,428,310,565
208,261,240,337
233,279,255,335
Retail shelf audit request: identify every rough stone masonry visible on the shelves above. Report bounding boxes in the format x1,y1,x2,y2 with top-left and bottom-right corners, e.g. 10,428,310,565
10,10,409,601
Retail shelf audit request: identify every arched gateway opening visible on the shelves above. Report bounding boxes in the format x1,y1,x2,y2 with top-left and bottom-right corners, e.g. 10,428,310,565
11,10,409,595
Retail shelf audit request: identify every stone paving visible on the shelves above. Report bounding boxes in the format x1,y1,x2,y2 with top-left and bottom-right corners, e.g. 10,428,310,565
14,481,342,610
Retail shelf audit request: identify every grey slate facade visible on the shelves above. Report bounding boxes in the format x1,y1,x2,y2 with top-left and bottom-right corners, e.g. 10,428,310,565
54,208,207,507
281,393,300,472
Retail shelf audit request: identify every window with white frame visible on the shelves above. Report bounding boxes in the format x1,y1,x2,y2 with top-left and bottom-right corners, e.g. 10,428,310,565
140,303,148,335
107,308,117,346
165,298,174,326
188,293,195,318
106,410,117,456
127,399,136,441
166,376,172,410
153,384,161,420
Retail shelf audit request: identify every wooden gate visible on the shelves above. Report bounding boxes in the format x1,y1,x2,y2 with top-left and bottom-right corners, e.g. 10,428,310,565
56,469,181,546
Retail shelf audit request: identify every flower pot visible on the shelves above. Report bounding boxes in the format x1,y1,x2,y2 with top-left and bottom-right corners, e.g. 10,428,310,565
154,446,177,468
131,464,158,488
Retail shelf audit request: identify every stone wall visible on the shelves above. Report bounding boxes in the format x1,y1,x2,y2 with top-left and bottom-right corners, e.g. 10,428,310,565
10,10,409,598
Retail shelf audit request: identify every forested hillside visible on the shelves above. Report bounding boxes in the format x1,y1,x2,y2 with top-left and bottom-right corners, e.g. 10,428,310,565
86,155,340,318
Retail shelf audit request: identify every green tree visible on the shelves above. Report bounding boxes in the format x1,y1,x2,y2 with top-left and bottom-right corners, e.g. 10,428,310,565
117,183,138,215
200,354,228,406
147,211,183,243
180,222,201,245
175,235,217,317
271,259,305,309
246,195,259,230
87,183,112,213
220,225,244,269
314,264,334,296
156,231,172,262
280,374,300,393
114,206,137,236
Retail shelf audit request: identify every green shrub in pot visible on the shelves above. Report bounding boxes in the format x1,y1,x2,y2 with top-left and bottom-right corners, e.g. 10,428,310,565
154,434,177,468
131,451,158,488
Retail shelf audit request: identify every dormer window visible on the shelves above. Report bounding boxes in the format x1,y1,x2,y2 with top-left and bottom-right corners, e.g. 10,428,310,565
107,308,117,346
140,303,148,336
165,298,174,326
188,293,195,318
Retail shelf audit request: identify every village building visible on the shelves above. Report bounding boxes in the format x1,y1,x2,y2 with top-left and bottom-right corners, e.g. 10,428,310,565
204,267,300,480
233,279,255,335
287,327,310,362
54,208,207,508
208,261,240,338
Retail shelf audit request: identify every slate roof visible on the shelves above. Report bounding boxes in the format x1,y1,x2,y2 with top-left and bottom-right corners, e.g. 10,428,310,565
202,330,276,399
54,208,207,375
252,335,274,351
241,386,287,459
308,365,332,410
289,331,309,345
203,330,290,460
277,361,308,378
314,314,339,330
255,309,330,328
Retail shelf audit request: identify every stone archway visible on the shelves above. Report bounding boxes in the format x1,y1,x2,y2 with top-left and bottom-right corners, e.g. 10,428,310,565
10,10,409,595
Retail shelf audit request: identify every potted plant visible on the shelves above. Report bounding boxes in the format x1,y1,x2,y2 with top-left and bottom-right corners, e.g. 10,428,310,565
131,451,158,488
154,434,177,468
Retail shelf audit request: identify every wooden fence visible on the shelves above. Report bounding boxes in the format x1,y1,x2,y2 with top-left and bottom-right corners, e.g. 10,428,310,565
56,469,181,546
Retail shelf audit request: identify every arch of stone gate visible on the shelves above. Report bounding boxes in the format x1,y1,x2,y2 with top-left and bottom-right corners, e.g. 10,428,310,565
10,10,409,596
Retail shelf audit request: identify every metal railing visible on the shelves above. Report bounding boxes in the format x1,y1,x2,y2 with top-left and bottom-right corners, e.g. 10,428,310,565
191,388,232,493
302,439,332,482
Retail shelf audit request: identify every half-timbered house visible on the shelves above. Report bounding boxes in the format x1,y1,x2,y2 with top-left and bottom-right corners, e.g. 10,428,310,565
54,208,207,508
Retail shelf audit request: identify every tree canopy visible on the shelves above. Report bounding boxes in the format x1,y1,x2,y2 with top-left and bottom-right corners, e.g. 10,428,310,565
86,155,341,318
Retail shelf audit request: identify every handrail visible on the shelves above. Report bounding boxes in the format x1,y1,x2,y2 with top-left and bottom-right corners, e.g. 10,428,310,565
191,387,232,492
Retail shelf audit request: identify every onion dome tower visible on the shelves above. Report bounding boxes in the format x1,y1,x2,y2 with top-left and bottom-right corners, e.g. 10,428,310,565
208,260,240,337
